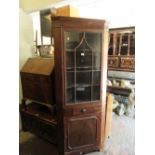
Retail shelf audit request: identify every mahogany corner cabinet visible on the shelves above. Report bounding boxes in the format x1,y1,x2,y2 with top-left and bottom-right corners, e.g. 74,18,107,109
52,16,108,155
20,16,109,155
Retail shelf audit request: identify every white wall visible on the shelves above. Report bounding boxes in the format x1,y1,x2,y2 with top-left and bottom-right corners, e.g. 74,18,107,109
30,11,42,45
19,8,34,103
19,8,34,130
44,0,135,28
73,0,135,28
20,0,62,12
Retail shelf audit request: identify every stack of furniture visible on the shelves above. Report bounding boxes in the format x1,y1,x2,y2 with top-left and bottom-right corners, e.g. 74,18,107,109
107,27,135,116
20,57,57,143
108,27,135,72
20,16,110,155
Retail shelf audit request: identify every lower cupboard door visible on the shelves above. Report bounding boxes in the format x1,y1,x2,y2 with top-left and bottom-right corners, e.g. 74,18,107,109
66,115,100,151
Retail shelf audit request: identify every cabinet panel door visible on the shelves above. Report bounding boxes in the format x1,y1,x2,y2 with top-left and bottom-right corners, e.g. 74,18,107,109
108,56,119,68
120,57,135,70
66,116,99,151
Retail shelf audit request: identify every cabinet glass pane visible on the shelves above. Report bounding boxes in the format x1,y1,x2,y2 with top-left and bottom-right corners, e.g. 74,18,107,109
120,33,128,55
67,88,75,103
76,86,91,102
76,51,92,70
93,52,101,70
67,72,74,88
93,71,101,85
116,33,121,55
66,52,74,71
76,71,92,86
92,86,100,100
65,32,83,49
130,32,135,55
108,34,114,55
64,31,101,104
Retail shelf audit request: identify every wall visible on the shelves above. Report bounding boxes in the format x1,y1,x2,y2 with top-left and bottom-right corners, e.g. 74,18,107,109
38,0,135,28
19,8,34,130
19,8,34,103
74,0,135,28
19,0,63,12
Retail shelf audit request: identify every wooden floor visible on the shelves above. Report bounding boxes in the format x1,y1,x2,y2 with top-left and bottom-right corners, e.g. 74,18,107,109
19,113,135,155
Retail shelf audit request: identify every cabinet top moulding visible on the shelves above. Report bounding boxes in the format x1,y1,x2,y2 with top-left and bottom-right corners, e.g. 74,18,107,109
110,26,135,32
51,16,107,29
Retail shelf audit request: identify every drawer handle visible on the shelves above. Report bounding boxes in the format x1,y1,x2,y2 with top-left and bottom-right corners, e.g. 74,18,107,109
35,113,39,117
81,108,87,113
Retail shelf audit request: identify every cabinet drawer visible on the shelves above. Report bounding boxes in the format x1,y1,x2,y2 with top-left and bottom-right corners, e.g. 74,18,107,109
108,56,119,68
64,104,101,116
120,57,135,70
73,106,100,115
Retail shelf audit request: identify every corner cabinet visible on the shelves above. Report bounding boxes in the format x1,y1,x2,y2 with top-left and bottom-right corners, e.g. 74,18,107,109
52,16,108,155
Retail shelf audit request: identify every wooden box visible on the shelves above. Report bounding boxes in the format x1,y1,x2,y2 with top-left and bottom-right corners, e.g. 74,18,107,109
55,5,80,17
20,57,55,105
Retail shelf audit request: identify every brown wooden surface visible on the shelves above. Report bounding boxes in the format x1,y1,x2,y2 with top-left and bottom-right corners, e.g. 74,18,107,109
52,16,105,29
21,57,54,75
20,57,55,105
55,5,80,17
52,16,108,155
67,116,98,150
120,57,135,69
104,93,113,146
20,102,57,144
108,56,119,68
107,86,131,96
20,102,57,123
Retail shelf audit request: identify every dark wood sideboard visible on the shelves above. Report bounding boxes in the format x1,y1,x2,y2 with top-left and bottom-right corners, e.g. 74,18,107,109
108,27,135,72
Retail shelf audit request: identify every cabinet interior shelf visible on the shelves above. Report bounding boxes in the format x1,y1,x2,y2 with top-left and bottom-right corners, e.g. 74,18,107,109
67,67,101,73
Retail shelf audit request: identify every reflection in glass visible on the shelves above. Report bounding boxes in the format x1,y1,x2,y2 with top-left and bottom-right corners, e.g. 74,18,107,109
76,71,92,86
76,86,91,102
120,33,128,55
130,32,135,55
67,88,75,103
108,34,114,55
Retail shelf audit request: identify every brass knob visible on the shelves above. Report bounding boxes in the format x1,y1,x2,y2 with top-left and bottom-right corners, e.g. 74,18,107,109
35,113,39,116
81,108,87,113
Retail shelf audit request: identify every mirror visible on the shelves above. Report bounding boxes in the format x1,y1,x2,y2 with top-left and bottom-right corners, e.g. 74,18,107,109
40,9,52,45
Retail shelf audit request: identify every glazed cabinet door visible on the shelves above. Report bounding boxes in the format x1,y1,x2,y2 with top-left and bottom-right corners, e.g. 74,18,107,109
64,30,103,153
64,31,102,104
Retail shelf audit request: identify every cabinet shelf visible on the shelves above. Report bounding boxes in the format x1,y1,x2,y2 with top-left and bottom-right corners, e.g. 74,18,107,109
66,49,101,52
67,84,100,89
66,69,101,72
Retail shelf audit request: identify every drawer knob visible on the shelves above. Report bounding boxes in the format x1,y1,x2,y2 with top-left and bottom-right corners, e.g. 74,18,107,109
81,108,87,113
35,113,39,116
